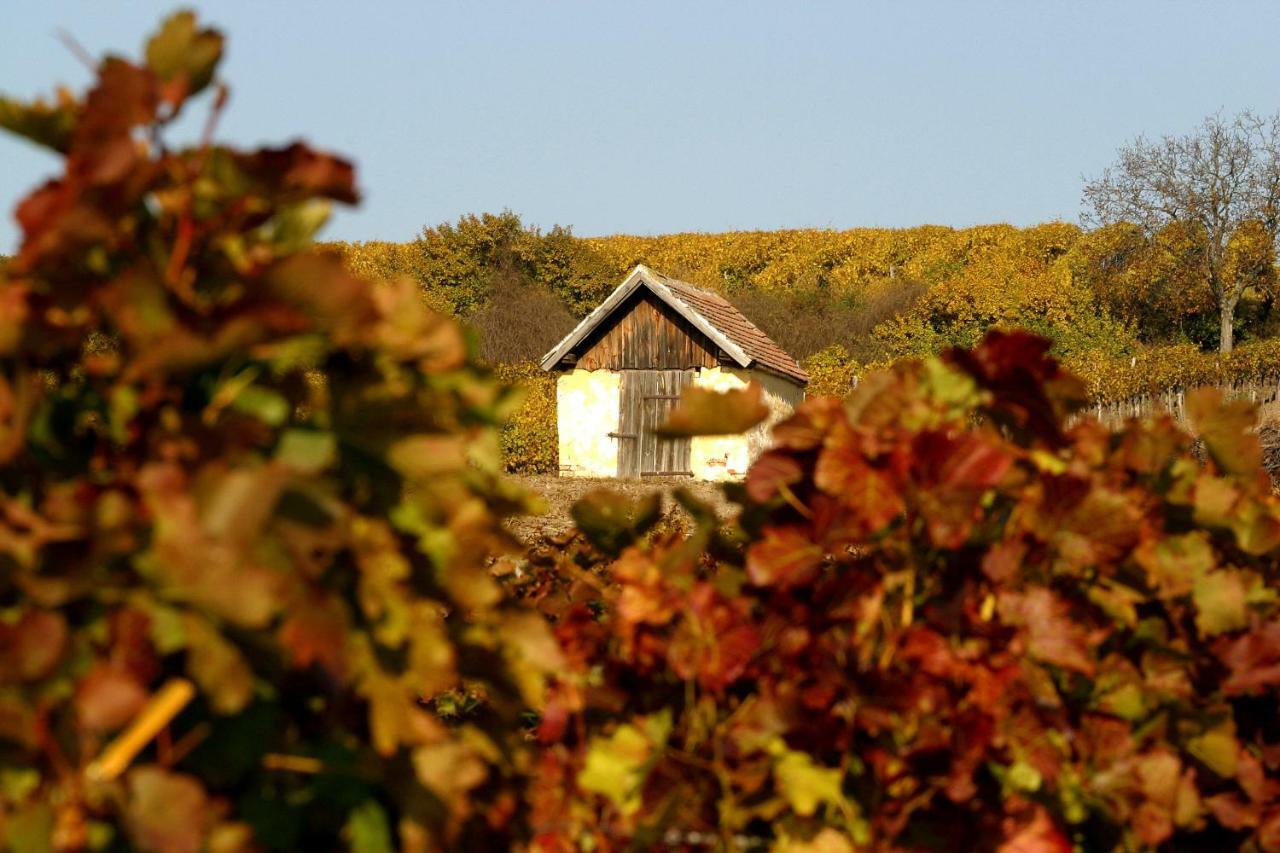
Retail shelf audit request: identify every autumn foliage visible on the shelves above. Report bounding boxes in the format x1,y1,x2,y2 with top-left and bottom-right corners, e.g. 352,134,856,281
9,12,1280,853
0,13,560,850
526,332,1280,851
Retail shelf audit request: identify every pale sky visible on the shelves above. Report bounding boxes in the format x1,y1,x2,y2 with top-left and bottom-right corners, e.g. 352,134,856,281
3,1,1280,252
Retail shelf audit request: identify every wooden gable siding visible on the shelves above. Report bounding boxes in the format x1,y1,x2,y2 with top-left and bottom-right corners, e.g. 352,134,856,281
574,292,720,371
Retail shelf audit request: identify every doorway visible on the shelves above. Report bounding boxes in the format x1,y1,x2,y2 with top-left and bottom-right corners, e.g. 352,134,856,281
616,369,694,477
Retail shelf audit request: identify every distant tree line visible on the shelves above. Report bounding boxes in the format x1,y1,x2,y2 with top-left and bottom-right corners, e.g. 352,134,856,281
328,207,1280,369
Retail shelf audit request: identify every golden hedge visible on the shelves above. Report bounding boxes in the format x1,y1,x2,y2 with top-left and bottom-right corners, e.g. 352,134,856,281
493,361,558,474
1066,337,1280,404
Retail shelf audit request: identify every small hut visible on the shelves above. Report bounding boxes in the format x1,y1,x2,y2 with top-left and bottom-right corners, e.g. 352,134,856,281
539,265,808,480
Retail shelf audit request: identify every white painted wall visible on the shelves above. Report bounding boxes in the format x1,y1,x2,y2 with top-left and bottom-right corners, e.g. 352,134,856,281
689,367,751,481
689,367,804,481
556,369,620,477
554,366,804,481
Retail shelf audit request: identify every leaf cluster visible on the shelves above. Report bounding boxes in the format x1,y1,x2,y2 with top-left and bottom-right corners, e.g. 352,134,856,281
0,13,560,850
527,331,1280,851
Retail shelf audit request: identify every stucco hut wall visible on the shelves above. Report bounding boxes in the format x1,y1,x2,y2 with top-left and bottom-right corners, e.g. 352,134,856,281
556,369,620,477
690,367,804,481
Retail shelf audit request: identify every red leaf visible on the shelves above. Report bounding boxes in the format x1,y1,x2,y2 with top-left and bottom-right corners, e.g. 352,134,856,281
0,609,68,684
771,396,845,451
946,330,1084,446
998,588,1095,676
279,592,349,677
235,142,359,204
667,584,760,692
1205,794,1259,831
913,430,1013,489
125,767,216,853
814,430,904,534
998,806,1072,853
746,526,823,588
1216,623,1280,696
76,662,150,733
744,450,804,503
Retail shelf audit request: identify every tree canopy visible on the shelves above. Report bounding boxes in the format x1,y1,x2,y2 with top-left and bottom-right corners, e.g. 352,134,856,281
1084,111,1280,353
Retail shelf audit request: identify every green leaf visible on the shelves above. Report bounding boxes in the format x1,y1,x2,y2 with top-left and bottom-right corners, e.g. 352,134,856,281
0,95,76,153
1094,681,1148,722
570,489,662,556
258,200,332,254
1193,570,1249,637
774,749,846,817
1229,500,1280,556
3,801,53,853
344,800,393,853
0,768,40,801
276,429,337,474
1186,725,1239,778
1187,387,1262,477
1134,531,1215,596
578,711,671,816
144,11,224,101
1007,760,1043,793
230,385,291,427
184,614,254,714
656,382,769,437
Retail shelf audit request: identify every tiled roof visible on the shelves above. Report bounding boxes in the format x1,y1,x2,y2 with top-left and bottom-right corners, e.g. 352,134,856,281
540,265,809,386
647,270,809,385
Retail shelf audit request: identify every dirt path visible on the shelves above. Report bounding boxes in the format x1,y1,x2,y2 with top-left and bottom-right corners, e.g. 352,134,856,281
505,475,738,543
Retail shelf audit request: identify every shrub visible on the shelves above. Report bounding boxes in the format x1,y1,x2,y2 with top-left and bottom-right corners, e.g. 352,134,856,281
728,277,927,362
801,344,862,398
495,362,558,475
528,331,1280,850
325,239,453,316
407,212,605,320
875,244,1138,361
472,268,577,365
0,14,558,849
1067,336,1280,404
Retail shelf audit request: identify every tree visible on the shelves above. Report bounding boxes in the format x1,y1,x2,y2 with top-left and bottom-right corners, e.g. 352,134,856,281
1084,111,1280,352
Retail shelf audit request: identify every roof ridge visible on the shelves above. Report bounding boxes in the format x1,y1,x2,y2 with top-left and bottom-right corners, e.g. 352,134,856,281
540,265,809,385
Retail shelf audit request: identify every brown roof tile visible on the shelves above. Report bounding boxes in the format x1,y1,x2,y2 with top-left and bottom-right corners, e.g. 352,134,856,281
650,270,809,385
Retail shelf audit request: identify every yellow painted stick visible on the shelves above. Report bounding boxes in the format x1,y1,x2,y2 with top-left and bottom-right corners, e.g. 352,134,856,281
85,678,195,782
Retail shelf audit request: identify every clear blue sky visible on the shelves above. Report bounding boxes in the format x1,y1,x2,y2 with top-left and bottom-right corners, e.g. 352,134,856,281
3,2,1280,252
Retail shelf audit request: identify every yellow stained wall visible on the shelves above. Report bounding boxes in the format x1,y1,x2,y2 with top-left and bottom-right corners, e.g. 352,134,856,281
690,367,804,481
556,369,620,477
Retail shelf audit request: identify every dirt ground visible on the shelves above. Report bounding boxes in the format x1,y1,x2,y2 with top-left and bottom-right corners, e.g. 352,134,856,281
504,474,738,543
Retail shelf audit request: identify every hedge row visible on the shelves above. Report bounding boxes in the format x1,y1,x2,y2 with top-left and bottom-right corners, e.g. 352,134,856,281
496,338,1280,474
1066,336,1280,404
798,336,1280,407
494,361,558,475
332,221,1084,308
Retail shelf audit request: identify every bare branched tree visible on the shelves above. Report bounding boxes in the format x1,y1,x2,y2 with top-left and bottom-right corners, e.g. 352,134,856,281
471,264,577,364
1084,111,1280,352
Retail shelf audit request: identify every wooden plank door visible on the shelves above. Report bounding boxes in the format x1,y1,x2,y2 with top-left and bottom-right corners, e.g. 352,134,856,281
617,370,694,478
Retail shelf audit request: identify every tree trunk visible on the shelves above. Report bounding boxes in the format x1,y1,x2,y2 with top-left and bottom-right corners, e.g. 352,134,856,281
1220,297,1236,354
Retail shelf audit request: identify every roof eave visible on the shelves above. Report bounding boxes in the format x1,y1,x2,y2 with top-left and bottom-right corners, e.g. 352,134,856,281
744,361,810,387
538,264,753,372
538,265,649,371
